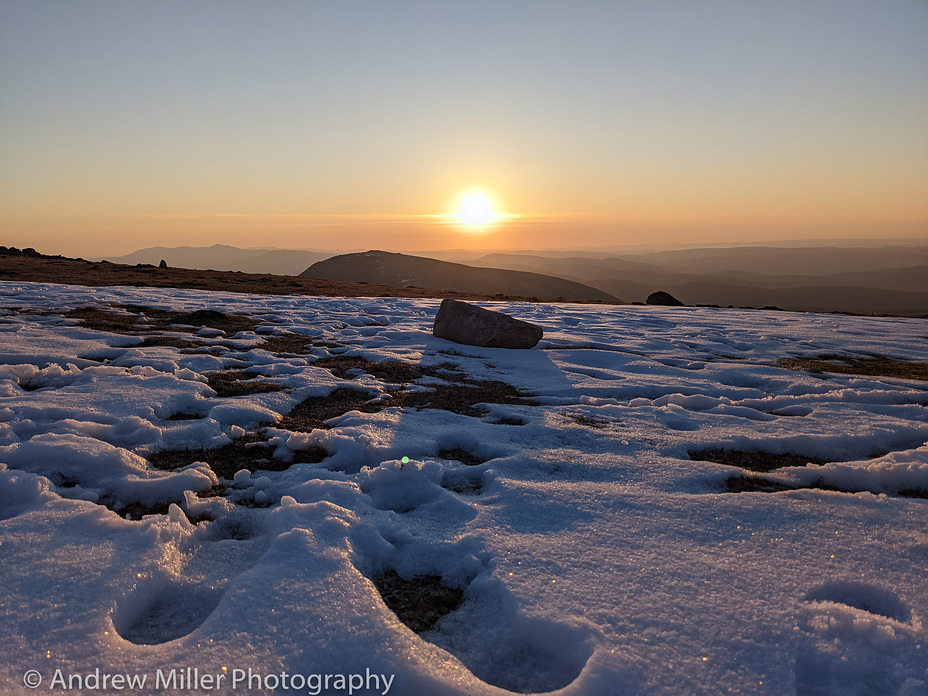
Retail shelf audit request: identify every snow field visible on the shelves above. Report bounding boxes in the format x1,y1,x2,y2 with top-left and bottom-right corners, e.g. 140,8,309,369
0,281,926,695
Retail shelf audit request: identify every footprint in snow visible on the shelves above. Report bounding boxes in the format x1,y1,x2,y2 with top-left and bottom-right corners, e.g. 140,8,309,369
421,583,597,695
803,580,911,622
113,507,269,645
795,581,922,695
371,562,595,694
115,582,223,645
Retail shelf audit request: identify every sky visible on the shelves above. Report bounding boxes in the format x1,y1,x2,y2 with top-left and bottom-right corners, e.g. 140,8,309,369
1,1,926,258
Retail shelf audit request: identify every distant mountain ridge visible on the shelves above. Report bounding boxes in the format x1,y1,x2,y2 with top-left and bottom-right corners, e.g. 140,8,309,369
470,247,928,315
300,251,620,303
108,242,928,315
107,245,334,276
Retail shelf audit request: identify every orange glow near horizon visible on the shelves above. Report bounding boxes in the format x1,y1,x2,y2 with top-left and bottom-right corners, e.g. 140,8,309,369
437,187,524,235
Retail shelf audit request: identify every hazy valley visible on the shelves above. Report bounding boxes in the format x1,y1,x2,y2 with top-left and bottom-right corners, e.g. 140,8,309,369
109,242,928,316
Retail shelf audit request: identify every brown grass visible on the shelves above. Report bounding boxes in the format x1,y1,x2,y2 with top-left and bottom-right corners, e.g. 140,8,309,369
394,381,536,417
63,304,259,338
279,387,381,431
147,434,327,478
205,369,288,398
313,355,430,383
63,306,145,333
280,374,535,432
779,354,928,381
256,333,315,355
285,356,537,426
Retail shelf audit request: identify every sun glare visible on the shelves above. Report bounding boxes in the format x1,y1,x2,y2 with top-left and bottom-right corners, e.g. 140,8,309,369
453,190,499,229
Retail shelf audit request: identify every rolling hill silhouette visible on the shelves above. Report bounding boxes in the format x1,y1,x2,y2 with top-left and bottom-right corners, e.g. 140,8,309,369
300,251,620,303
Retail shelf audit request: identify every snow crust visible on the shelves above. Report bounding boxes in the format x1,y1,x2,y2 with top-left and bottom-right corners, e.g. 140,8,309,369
0,281,926,695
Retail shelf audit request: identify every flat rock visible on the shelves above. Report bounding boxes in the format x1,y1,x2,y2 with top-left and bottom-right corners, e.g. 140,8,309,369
433,299,543,349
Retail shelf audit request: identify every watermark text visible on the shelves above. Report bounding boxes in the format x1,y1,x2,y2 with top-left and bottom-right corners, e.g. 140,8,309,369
23,666,395,695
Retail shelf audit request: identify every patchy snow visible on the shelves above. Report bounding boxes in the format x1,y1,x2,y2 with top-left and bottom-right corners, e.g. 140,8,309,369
0,281,926,695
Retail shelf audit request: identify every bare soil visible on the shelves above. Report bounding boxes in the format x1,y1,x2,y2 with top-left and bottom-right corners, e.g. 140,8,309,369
689,449,829,472
438,448,488,466
371,570,465,633
725,475,928,499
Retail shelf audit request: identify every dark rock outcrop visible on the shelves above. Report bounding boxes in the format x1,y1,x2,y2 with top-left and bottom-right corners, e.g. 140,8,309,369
0,246,41,257
646,291,685,307
159,259,168,268
433,299,543,349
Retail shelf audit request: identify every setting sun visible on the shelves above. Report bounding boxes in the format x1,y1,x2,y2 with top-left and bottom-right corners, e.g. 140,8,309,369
455,192,496,226
449,189,505,230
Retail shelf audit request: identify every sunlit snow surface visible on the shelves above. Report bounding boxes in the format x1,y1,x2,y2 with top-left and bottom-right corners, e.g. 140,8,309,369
1,281,926,696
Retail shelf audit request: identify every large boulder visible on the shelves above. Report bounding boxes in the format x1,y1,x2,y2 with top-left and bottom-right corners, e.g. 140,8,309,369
646,290,685,307
432,299,543,349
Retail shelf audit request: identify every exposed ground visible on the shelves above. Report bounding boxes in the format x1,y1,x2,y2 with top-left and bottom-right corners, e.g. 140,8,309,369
0,248,616,304
779,354,928,381
371,570,466,633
